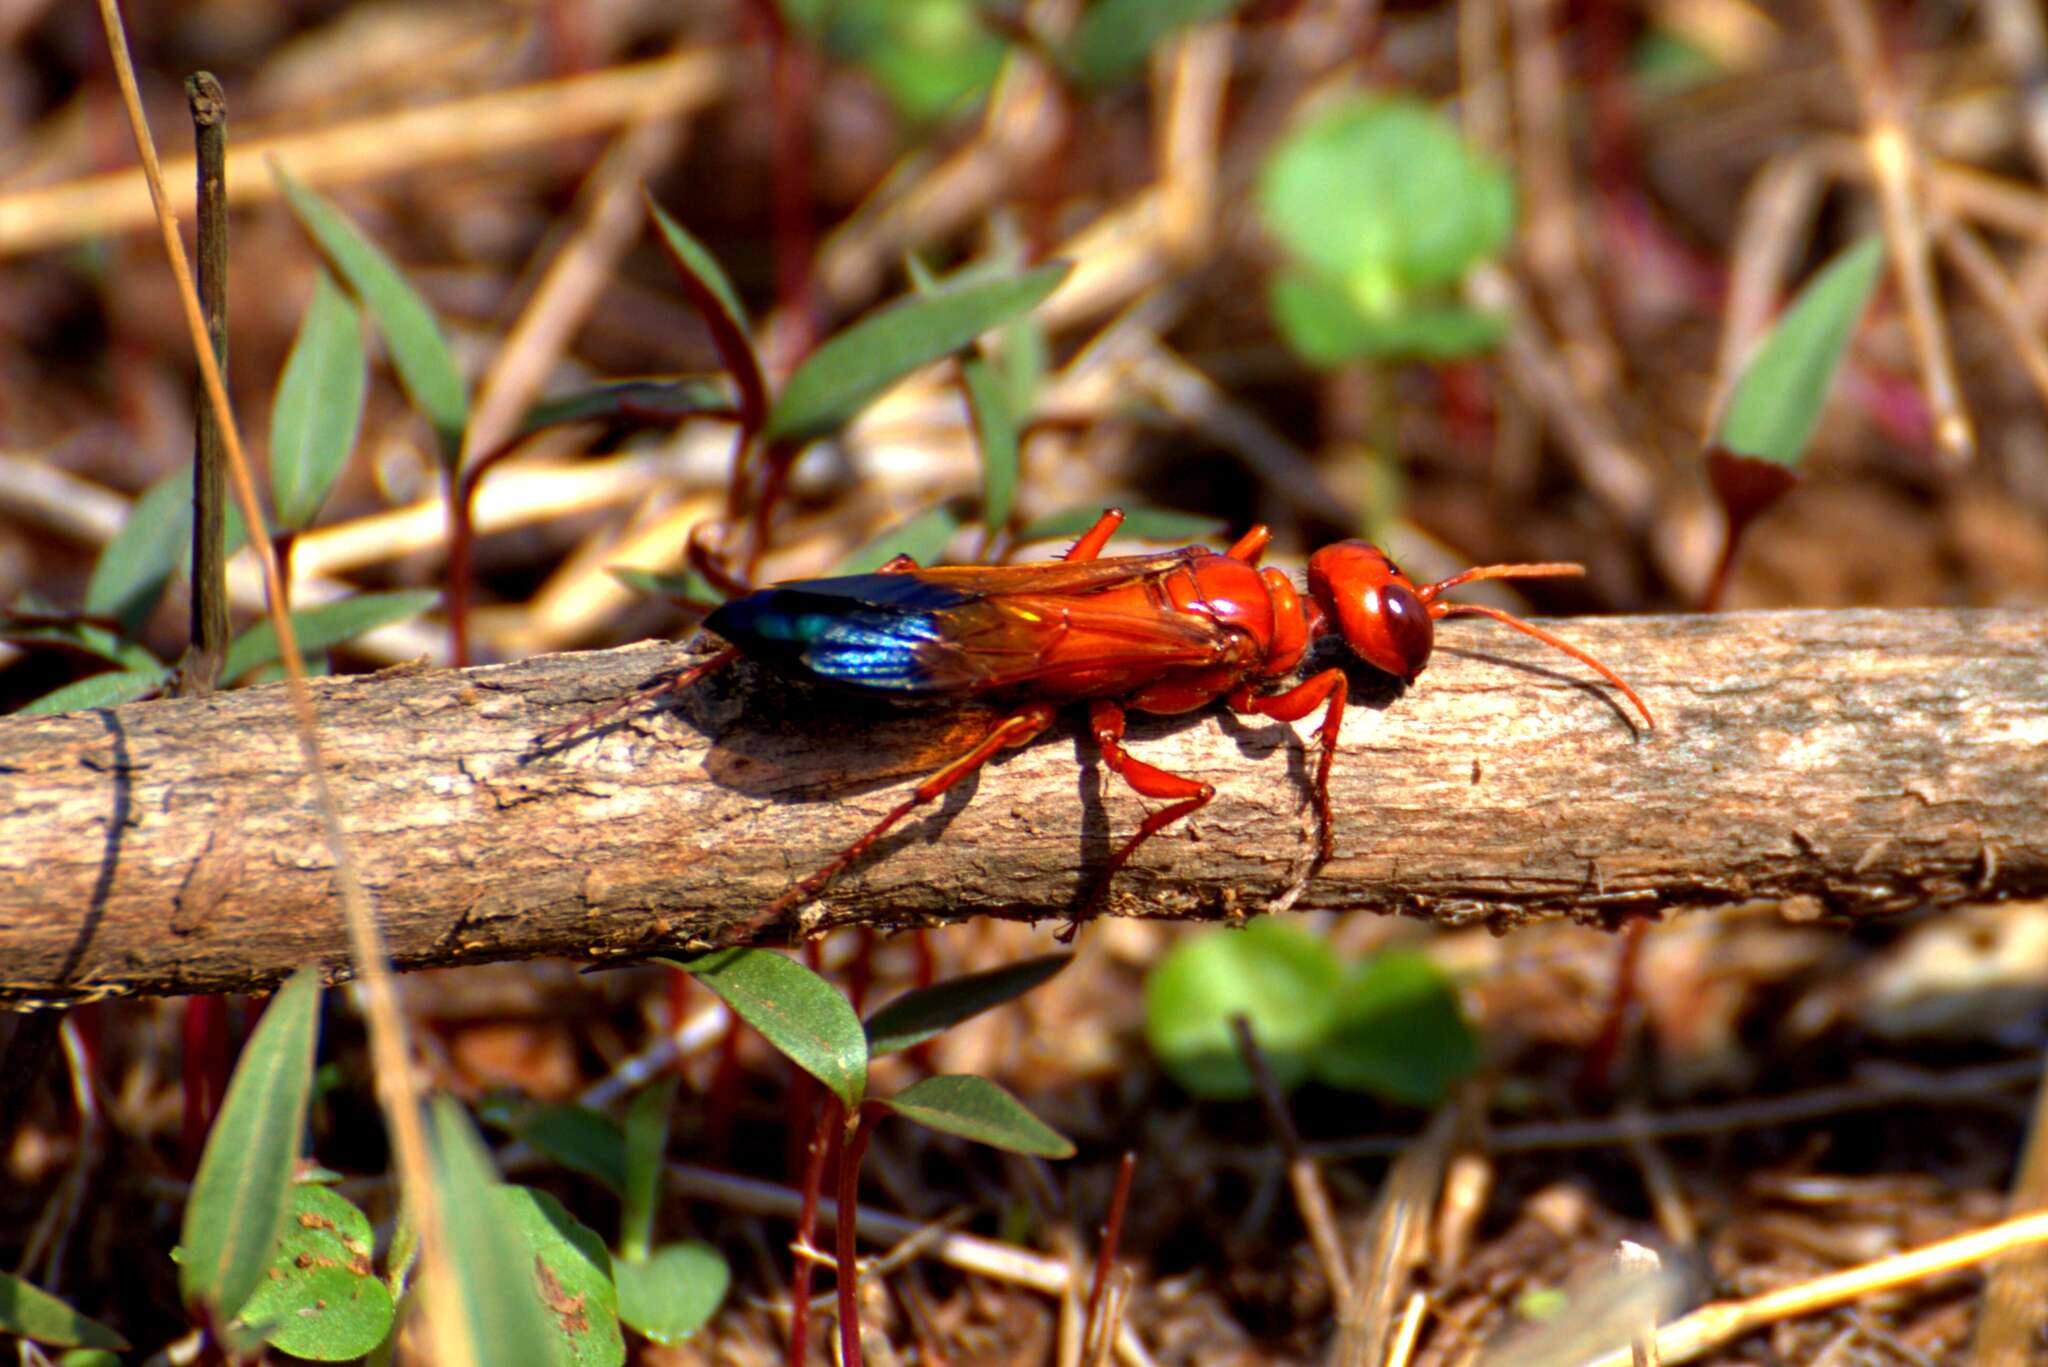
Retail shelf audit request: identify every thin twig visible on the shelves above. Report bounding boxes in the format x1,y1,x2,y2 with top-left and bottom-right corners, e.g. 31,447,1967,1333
1230,1017,1356,1307
175,72,229,697
1817,0,1975,468
1582,1206,2048,1367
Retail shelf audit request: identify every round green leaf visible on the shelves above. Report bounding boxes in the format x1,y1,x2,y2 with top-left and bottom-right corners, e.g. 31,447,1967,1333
661,950,868,1109
613,1240,729,1346
881,1074,1075,1158
864,954,1071,1057
232,1184,394,1361
488,1186,624,1367
1258,96,1515,290
1312,949,1481,1106
1144,921,1341,1099
1269,270,1507,365
0,1272,127,1350
270,269,367,532
179,967,323,1319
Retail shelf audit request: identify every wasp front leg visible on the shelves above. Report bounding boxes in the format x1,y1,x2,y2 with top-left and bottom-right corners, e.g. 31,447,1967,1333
1064,700,1217,941
1227,669,1348,864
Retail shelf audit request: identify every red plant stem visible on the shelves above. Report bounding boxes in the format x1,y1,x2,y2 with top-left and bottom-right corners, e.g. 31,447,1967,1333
909,931,938,1073
705,1011,744,1168
180,994,230,1172
836,1104,880,1367
1083,1150,1139,1358
1579,916,1649,1097
788,1093,839,1367
847,928,877,1017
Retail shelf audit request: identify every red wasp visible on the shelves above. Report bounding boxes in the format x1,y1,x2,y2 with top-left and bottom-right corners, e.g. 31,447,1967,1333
559,508,1652,937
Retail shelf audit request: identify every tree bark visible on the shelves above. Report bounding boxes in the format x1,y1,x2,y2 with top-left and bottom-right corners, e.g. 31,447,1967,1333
0,607,2042,1005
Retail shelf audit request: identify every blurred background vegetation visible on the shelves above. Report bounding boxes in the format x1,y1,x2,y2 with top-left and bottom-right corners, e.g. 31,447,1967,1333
4,1,2048,1363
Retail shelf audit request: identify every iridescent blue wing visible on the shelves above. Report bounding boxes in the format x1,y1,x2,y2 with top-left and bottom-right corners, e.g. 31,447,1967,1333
705,552,1226,696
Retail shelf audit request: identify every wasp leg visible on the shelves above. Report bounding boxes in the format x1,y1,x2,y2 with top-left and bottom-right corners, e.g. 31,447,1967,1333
1063,700,1217,941
536,646,740,748
1064,508,1126,562
745,702,1060,937
1224,525,1272,564
1228,668,1347,864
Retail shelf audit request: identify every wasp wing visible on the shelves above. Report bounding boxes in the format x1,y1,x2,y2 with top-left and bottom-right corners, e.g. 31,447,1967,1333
705,550,1230,695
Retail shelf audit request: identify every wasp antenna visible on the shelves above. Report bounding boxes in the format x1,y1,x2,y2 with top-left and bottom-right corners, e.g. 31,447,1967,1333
1437,603,1653,728
1417,561,1586,604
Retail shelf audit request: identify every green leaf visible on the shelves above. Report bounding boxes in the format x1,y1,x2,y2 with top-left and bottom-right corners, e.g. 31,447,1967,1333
1068,0,1245,86
1259,96,1515,290
275,166,468,464
963,357,1017,531
0,1272,128,1350
1013,504,1226,546
645,198,767,434
767,262,1072,445
1313,949,1480,1106
489,1186,624,1367
271,269,367,531
57,1352,123,1367
520,378,734,435
1716,235,1886,468
1143,921,1341,1100
833,503,963,574
180,967,323,1318
515,1104,627,1196
232,1184,395,1361
880,1075,1075,1158
428,1099,566,1367
18,666,170,715
864,954,1071,1057
613,1240,728,1346
781,0,1003,120
84,465,246,636
222,589,438,681
662,950,868,1109
1269,270,1506,364
620,1078,678,1264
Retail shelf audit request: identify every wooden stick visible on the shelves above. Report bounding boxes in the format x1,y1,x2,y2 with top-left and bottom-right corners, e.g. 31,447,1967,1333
1,607,2044,1004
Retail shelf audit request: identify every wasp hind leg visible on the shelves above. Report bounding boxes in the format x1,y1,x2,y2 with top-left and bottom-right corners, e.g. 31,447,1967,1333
735,702,1060,941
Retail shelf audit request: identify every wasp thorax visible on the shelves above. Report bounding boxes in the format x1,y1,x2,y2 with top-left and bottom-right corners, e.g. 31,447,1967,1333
1306,541,1436,681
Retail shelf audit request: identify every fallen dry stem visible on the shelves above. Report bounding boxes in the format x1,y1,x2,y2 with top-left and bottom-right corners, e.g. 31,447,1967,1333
0,49,726,258
1582,1206,2048,1367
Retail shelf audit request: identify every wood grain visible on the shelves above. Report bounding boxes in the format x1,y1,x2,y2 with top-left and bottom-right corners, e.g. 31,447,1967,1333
1,607,2042,1005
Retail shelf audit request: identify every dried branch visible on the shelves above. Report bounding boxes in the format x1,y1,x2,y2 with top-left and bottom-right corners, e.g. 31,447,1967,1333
2,607,2044,1005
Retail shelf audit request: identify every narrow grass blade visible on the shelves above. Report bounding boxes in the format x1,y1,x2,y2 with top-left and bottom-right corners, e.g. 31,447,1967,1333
428,1099,565,1367
645,197,766,434
221,590,438,681
0,1273,128,1350
864,954,1070,1057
